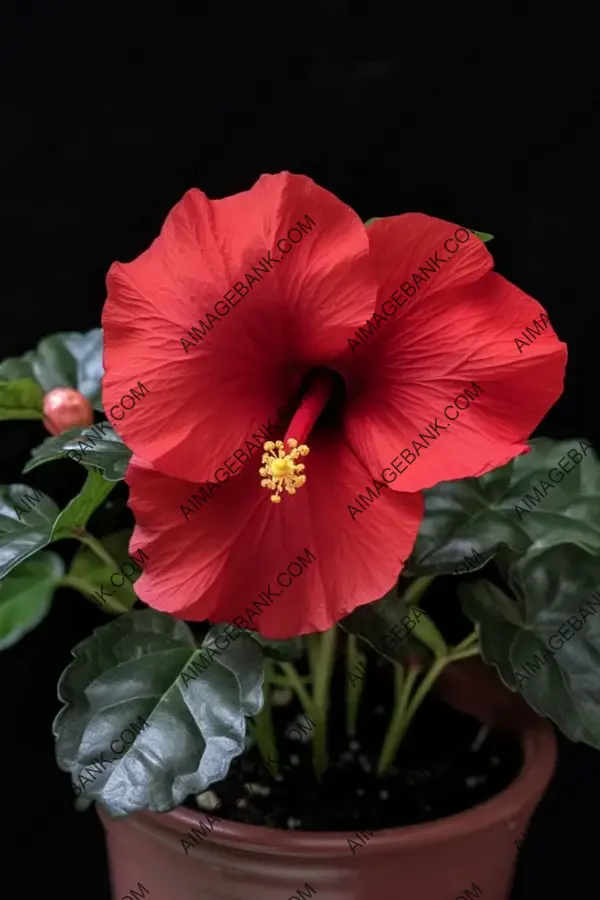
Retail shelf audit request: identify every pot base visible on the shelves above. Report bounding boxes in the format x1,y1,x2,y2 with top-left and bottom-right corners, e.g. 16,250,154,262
98,660,557,900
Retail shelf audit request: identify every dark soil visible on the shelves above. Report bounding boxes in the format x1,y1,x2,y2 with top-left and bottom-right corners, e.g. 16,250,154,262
184,654,522,831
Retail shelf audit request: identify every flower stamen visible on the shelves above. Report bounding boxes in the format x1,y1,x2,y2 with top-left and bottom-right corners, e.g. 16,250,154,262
260,438,310,504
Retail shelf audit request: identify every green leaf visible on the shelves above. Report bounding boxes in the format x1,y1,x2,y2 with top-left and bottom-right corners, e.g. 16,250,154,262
341,589,444,665
23,424,132,482
364,217,381,228
0,484,60,580
53,610,265,816
406,438,599,576
0,378,44,420
459,581,523,689
67,530,140,614
460,544,600,748
53,469,116,540
0,329,104,407
470,229,495,243
0,551,64,650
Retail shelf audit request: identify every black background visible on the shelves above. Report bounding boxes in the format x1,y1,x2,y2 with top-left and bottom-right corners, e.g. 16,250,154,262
1,8,597,899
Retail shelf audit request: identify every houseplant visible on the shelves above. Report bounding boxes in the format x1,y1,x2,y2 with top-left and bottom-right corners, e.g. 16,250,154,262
3,173,596,900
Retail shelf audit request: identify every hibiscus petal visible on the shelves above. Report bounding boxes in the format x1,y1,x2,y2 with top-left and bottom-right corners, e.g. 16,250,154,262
345,270,567,493
102,173,376,483
126,434,423,639
366,213,493,305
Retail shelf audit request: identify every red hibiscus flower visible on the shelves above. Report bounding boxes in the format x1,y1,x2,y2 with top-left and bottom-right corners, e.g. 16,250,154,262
101,172,567,638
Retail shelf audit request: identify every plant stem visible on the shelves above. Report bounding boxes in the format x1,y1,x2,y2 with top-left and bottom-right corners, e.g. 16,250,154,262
376,626,482,776
251,659,279,776
278,662,316,715
265,674,312,689
396,644,481,747
307,628,337,781
345,633,366,739
58,575,130,615
377,656,449,776
377,663,417,776
452,628,480,654
401,574,437,607
74,530,120,571
402,657,448,728
449,645,481,662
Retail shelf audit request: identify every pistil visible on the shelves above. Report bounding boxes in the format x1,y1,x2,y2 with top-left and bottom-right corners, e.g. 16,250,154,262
259,370,336,504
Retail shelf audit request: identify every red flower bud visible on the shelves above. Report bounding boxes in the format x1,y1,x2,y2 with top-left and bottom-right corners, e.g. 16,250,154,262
42,387,94,436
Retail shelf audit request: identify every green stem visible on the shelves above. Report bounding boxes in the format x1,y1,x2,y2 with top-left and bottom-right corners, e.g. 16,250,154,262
402,657,448,728
278,662,316,715
307,628,337,781
376,627,482,777
377,656,449,775
251,660,279,775
452,628,480,654
400,574,437,607
266,674,312,689
377,663,417,776
74,530,120,571
399,643,481,737
449,645,481,662
345,633,366,739
306,631,320,678
59,574,129,615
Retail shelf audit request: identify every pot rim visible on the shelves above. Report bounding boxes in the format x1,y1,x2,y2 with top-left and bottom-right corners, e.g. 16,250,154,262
116,714,556,859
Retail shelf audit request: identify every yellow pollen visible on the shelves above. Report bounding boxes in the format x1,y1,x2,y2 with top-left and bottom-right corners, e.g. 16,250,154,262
259,437,310,503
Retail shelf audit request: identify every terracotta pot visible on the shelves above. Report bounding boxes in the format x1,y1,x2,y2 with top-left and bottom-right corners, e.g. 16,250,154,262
97,660,556,900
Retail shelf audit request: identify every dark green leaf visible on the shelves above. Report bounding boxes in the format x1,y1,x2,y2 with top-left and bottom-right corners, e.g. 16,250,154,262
0,378,44,420
406,438,599,576
460,544,600,747
23,424,132,482
0,329,103,406
0,551,64,650
67,530,139,614
459,581,523,689
53,610,264,816
0,484,59,580
53,469,116,540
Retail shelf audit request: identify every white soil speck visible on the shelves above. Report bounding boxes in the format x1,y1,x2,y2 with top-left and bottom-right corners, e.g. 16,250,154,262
287,817,302,829
465,775,487,789
349,740,360,752
359,755,372,773
379,790,389,800
195,790,221,811
289,754,300,766
245,782,271,797
356,788,365,797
